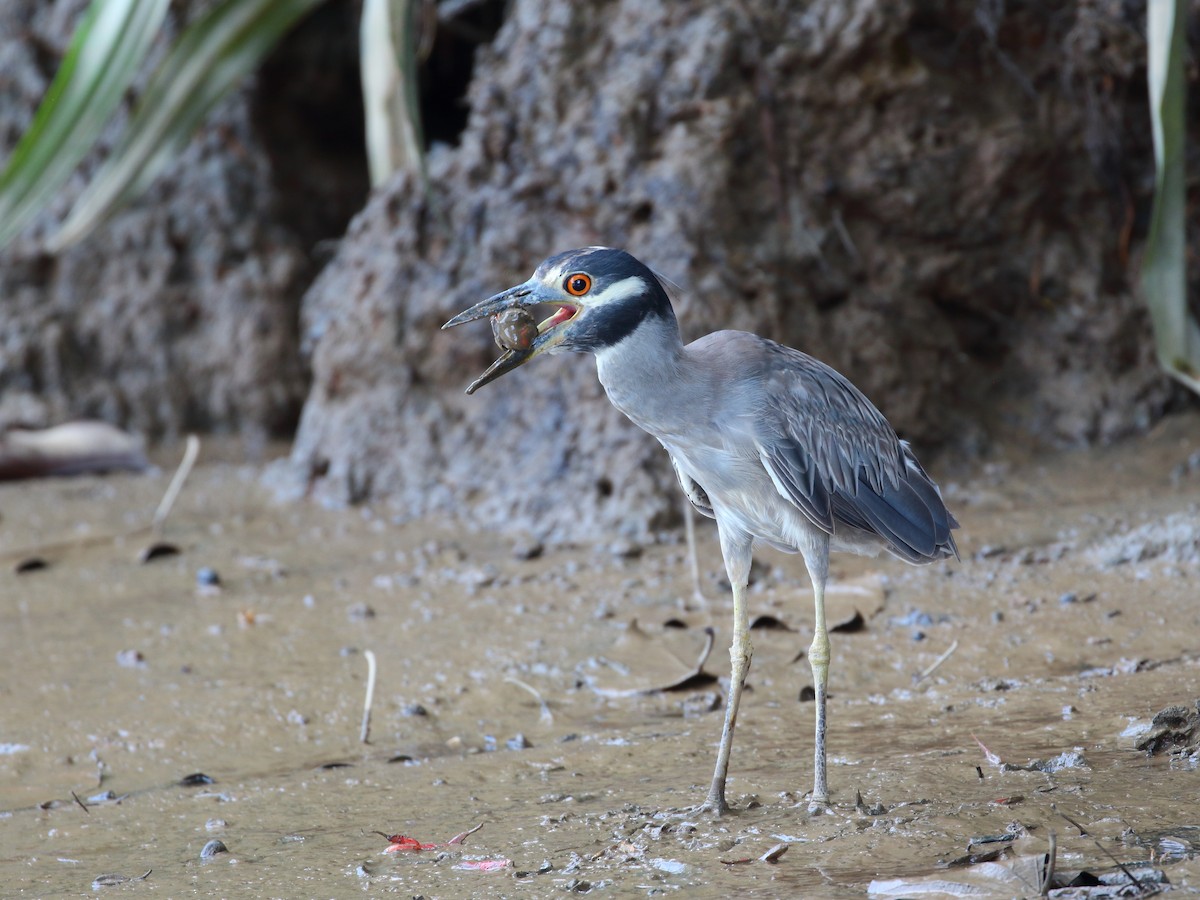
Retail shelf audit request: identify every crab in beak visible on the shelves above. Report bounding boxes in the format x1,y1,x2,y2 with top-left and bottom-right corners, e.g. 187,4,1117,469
442,281,582,394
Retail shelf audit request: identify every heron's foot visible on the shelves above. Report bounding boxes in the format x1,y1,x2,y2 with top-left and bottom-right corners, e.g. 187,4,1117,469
807,792,831,814
698,789,731,818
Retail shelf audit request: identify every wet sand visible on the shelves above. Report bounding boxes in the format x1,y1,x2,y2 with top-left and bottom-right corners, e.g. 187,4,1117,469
2,414,1200,896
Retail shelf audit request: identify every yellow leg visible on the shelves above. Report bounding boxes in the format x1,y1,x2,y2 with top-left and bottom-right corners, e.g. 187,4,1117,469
704,528,753,816
803,536,831,807
683,499,707,608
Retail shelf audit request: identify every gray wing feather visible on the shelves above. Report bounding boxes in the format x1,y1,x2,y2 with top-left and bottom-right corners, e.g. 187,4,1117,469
753,342,958,562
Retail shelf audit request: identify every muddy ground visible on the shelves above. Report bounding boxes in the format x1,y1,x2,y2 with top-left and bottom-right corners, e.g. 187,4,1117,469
2,414,1200,897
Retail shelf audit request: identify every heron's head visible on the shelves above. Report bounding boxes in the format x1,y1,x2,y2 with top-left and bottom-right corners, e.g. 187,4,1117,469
442,247,676,393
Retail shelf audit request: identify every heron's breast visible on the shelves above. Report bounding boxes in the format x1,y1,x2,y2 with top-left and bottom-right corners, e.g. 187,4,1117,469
665,444,801,545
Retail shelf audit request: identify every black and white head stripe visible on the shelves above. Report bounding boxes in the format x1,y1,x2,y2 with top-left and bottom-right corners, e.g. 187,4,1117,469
536,247,676,351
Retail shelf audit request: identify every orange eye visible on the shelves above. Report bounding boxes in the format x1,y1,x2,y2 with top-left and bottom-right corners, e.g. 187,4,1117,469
564,273,592,296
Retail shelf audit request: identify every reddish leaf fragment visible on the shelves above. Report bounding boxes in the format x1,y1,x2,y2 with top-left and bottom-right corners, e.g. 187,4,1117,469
375,823,484,853
991,795,1024,806
454,859,511,872
719,857,755,866
383,835,438,852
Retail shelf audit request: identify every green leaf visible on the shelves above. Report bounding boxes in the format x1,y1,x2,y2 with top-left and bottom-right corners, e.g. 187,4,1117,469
47,0,323,252
360,0,425,188
0,0,170,250
1142,0,1200,393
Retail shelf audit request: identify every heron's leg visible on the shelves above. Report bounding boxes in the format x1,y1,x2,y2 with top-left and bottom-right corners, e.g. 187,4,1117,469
704,527,753,816
683,500,708,610
802,536,831,807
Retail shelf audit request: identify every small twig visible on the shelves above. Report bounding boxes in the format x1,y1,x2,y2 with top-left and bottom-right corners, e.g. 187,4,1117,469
447,823,484,845
1089,835,1148,894
1052,802,1090,837
916,639,959,683
360,650,378,744
505,676,553,725
1041,831,1057,896
972,733,1003,767
152,435,200,535
70,791,89,814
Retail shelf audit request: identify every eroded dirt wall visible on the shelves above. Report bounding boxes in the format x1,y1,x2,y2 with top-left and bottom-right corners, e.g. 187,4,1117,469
285,0,1194,537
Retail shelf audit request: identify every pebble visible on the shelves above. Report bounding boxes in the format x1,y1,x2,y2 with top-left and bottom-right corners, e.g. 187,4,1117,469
605,538,643,559
200,839,228,859
347,602,375,621
196,567,221,587
511,537,545,560
115,649,147,669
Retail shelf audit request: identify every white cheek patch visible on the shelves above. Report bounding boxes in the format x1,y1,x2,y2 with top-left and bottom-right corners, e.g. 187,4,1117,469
593,275,646,306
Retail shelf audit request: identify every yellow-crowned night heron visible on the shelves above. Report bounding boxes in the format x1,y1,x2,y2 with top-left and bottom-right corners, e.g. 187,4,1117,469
444,247,959,814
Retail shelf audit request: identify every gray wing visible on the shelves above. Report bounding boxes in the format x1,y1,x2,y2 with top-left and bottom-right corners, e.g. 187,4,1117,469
752,342,959,563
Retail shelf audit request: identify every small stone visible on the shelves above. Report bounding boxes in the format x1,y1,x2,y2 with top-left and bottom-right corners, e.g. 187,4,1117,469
402,703,428,717
205,818,226,832
200,839,228,859
606,538,643,559
347,602,375,621
512,537,545,560
116,649,147,669
1059,592,1078,605
196,567,221,587
681,691,722,718
507,733,532,750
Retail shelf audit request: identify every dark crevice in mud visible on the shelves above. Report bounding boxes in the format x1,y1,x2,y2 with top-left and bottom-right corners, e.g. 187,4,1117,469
252,1,371,252
422,0,508,147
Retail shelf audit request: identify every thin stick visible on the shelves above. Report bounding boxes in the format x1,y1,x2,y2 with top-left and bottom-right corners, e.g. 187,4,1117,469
1089,835,1147,893
70,791,89,814
1042,831,1056,896
447,823,484,845
1052,802,1090,836
916,639,959,683
360,650,378,744
152,435,200,534
505,676,553,725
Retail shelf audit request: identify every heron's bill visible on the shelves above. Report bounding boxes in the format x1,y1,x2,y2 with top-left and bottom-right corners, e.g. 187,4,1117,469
443,285,580,394
464,346,536,394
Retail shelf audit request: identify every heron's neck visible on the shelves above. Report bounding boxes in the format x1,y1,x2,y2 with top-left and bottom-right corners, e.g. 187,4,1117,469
593,315,686,436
